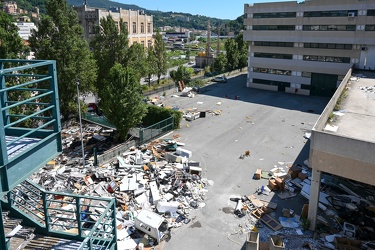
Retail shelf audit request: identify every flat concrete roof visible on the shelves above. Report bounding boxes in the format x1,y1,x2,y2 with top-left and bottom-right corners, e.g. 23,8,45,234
329,71,375,143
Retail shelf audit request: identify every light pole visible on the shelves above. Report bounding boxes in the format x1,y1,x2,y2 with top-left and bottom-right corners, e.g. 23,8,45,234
76,80,85,166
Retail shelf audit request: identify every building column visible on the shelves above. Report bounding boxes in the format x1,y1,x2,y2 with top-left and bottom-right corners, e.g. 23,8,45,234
247,44,251,87
308,168,321,230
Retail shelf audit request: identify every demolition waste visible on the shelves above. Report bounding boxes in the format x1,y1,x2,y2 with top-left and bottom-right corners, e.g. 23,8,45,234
26,81,375,249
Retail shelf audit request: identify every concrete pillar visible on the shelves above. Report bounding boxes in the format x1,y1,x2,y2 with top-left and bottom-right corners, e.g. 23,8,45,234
308,168,321,230
246,232,259,250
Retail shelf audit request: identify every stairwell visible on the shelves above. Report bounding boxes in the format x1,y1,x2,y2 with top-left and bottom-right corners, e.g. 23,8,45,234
2,211,82,250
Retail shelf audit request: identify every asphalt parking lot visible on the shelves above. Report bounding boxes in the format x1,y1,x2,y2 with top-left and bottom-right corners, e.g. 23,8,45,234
159,73,330,249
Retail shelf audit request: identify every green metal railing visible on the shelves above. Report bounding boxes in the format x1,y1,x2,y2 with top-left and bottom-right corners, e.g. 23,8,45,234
139,116,174,145
3,180,116,249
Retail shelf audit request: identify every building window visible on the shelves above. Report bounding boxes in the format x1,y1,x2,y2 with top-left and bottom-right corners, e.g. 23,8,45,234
365,25,375,31
301,72,312,78
141,22,145,33
253,25,295,31
254,52,293,60
253,78,291,87
303,25,356,31
303,55,350,63
304,43,352,50
133,22,136,33
253,67,291,76
303,10,357,17
147,23,151,33
124,22,128,32
368,9,375,16
148,40,152,48
301,84,311,90
253,12,296,18
141,41,145,46
254,41,294,47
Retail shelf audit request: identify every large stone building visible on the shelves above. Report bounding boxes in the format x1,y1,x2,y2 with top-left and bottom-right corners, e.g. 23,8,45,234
243,0,375,97
74,3,153,47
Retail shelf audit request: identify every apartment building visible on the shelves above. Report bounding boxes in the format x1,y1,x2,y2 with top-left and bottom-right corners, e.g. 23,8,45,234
74,4,153,47
243,0,375,97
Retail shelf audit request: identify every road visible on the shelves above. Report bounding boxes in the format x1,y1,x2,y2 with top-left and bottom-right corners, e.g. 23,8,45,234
141,57,196,85
158,73,329,249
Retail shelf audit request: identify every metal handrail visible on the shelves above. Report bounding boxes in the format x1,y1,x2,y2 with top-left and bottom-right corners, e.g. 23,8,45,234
8,180,117,249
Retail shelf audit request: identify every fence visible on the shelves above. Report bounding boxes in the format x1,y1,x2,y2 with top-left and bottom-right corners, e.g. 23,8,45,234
3,180,117,250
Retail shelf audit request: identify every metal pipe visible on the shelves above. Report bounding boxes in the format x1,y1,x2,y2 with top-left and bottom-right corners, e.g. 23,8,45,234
76,80,85,166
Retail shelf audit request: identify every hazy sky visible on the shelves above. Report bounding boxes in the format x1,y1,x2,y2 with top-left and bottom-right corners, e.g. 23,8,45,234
117,0,290,20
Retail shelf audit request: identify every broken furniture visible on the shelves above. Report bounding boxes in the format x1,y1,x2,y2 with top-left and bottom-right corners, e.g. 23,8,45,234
251,208,282,231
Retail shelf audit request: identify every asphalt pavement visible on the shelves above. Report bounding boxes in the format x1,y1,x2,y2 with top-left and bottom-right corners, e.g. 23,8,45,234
158,73,329,249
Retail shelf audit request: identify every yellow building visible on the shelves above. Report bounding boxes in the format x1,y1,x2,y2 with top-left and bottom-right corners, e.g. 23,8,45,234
74,3,153,47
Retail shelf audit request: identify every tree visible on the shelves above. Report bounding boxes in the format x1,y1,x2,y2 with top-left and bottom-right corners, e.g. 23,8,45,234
145,46,157,87
170,65,192,85
0,11,27,59
100,64,147,141
126,43,147,80
153,30,168,84
213,53,227,73
29,0,97,119
225,38,239,71
90,15,129,95
235,33,248,70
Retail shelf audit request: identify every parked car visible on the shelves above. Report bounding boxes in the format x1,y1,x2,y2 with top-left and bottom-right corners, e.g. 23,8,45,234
212,75,227,83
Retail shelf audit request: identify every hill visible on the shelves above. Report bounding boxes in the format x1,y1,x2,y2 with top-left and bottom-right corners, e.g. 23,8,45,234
15,0,244,34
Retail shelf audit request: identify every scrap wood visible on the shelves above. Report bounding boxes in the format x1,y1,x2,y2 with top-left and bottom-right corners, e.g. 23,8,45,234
251,208,282,231
247,195,265,208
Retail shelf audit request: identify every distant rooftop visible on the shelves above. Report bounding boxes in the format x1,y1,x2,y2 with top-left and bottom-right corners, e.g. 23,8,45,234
328,71,375,143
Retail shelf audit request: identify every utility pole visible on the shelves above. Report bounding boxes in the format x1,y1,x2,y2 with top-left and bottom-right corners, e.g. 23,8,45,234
205,19,211,69
217,25,221,56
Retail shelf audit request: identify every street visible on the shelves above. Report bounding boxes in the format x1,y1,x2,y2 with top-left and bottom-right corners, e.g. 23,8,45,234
158,73,329,249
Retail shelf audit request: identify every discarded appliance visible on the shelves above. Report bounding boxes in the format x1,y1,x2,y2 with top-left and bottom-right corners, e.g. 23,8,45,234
134,209,169,243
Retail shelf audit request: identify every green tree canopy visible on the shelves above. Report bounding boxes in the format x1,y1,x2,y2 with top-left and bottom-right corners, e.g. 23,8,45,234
0,11,27,59
153,30,168,84
90,15,129,95
29,0,97,119
224,38,239,71
235,33,248,70
213,53,227,73
100,64,147,140
170,65,192,85
126,43,147,79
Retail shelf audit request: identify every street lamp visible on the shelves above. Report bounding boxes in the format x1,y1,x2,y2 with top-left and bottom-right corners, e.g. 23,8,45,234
76,80,85,166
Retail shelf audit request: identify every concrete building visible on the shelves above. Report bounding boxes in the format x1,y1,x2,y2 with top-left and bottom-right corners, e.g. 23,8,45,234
3,1,17,14
74,3,153,47
13,22,37,40
308,69,375,230
243,0,375,97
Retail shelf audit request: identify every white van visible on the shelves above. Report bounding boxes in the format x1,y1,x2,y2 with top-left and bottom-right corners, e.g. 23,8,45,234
134,209,169,243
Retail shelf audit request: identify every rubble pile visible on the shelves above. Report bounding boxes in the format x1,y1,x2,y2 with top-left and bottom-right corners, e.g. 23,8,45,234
29,128,213,248
228,161,375,249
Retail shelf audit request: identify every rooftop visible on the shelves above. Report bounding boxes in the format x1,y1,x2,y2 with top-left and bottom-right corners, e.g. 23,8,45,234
329,71,375,143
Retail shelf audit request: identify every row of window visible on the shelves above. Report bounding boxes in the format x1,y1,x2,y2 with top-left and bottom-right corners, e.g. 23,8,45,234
254,42,353,50
304,43,352,50
253,52,350,64
303,10,357,17
252,78,312,89
254,41,294,47
253,25,295,31
254,52,293,60
252,25,357,31
253,78,291,87
251,9,375,18
365,25,375,31
303,25,356,31
303,55,350,63
124,22,152,34
253,67,291,76
253,12,296,18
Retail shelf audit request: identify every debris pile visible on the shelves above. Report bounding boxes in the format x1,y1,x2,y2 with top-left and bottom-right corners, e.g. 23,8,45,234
227,161,375,249
29,131,213,248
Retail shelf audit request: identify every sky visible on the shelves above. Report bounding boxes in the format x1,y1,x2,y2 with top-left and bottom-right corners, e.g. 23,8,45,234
117,0,290,20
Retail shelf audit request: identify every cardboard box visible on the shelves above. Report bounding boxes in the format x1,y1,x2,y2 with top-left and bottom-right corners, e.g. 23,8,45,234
334,237,361,250
288,164,302,179
268,179,278,190
298,172,307,180
255,169,262,180
275,178,284,191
